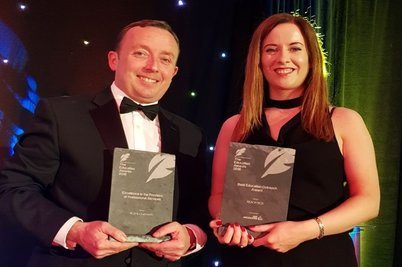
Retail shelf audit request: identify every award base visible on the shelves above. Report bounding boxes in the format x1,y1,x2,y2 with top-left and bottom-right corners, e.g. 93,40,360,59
109,234,171,243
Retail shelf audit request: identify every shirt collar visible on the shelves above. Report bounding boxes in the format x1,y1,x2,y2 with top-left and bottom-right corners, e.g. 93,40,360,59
111,82,159,108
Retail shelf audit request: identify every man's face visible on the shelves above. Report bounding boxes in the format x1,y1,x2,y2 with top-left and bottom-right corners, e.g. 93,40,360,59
108,26,179,103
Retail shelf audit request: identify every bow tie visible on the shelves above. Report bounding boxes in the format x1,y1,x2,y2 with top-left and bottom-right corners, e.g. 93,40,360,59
119,97,159,120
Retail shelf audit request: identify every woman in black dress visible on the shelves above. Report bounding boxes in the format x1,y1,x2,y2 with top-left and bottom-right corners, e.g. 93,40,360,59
209,13,380,267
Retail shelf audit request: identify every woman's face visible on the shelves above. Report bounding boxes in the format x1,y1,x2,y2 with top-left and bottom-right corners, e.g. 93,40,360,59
260,23,309,99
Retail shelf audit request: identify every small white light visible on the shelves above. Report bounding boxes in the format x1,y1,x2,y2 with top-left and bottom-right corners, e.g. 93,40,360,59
83,40,90,46
209,146,215,151
177,0,185,6
220,52,227,58
190,91,196,97
18,3,27,10
213,260,221,267
2,59,9,64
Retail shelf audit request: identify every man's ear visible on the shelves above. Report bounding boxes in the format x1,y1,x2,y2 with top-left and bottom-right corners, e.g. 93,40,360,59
108,51,118,71
173,66,179,77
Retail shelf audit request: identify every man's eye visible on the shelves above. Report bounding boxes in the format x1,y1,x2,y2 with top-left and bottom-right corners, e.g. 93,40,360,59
161,58,172,64
133,51,147,57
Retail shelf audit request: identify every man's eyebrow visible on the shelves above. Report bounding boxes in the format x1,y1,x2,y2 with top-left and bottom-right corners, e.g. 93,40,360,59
135,45,176,56
160,51,175,57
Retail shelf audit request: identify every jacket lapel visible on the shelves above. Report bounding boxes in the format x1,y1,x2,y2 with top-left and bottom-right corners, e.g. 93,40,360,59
158,108,180,219
158,108,179,155
89,89,128,151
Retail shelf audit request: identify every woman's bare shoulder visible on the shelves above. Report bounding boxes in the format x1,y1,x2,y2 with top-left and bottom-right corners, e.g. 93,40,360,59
332,107,368,137
332,107,364,124
222,114,241,129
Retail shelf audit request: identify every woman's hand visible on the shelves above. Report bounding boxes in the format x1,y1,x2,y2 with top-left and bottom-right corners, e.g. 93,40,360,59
249,220,316,253
210,219,253,248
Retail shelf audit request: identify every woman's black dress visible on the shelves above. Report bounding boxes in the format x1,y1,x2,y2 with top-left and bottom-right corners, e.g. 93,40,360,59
221,112,358,267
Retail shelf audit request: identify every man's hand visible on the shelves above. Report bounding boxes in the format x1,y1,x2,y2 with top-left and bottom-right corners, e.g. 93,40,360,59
66,221,138,259
139,221,192,261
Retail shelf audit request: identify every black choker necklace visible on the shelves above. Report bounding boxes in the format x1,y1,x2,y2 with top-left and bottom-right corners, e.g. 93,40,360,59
266,96,303,109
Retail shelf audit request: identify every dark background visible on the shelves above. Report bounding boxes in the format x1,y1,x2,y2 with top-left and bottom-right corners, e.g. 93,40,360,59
1,0,401,266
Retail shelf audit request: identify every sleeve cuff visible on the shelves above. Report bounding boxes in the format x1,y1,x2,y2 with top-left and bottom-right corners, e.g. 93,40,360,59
183,224,207,256
52,216,83,249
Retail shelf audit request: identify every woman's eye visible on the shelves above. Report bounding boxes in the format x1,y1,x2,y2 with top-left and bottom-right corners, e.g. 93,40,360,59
290,47,302,52
265,48,277,54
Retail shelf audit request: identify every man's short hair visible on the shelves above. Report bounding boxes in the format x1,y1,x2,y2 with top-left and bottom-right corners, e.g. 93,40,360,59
114,20,180,52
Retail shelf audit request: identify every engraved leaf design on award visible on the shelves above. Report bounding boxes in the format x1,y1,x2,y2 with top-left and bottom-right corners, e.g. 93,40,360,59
146,154,175,183
120,153,130,162
261,147,296,178
235,148,246,157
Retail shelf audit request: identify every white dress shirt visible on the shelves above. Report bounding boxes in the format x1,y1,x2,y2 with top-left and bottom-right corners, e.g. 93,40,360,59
111,83,161,152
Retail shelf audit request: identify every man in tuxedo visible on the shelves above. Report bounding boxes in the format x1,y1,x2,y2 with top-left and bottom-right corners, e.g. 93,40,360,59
0,20,209,267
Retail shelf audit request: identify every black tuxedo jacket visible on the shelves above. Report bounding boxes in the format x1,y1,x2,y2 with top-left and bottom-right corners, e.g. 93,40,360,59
0,89,209,267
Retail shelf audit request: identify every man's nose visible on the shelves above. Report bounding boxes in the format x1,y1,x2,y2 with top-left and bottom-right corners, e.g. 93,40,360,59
144,57,158,71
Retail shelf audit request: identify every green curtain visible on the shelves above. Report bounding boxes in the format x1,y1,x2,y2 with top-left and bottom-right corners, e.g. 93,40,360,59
318,0,402,266
266,1,402,265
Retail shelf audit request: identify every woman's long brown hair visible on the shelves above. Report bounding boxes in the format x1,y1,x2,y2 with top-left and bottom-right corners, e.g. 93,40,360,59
233,13,333,142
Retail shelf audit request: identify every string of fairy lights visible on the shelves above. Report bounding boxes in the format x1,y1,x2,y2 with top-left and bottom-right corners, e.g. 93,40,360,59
1,2,223,265
4,1,227,151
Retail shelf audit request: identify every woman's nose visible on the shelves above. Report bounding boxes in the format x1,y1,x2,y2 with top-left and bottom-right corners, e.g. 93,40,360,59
278,49,291,63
